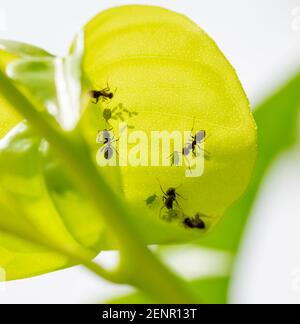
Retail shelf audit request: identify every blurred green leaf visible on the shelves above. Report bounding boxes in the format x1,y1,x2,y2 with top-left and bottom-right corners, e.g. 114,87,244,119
0,123,99,279
108,276,229,304
0,37,106,280
198,72,300,252
0,72,200,303
6,33,84,131
0,40,52,58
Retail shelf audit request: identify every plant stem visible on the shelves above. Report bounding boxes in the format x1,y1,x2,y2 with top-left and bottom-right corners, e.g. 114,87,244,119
0,70,199,303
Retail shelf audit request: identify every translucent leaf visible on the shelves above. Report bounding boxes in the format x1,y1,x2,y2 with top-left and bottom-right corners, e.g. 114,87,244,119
6,33,84,131
0,39,54,137
0,5,259,284
0,40,52,58
0,194,70,281
107,277,229,304
83,5,257,234
0,122,104,280
0,41,102,280
0,48,22,138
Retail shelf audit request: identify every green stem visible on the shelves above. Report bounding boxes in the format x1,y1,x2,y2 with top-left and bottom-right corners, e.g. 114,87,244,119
0,70,198,303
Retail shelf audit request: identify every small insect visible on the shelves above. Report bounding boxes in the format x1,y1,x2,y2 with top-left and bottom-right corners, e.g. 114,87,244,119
102,107,115,124
183,213,207,230
145,194,158,206
169,125,209,167
97,128,119,160
159,186,183,219
162,187,177,209
89,84,115,104
184,129,209,159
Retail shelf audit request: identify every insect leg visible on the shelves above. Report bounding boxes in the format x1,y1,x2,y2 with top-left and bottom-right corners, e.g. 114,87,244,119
196,144,211,160
160,185,167,196
176,193,186,200
100,145,108,153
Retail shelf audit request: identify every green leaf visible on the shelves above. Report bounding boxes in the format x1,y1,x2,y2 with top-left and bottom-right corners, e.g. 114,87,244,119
0,5,261,302
0,123,99,279
6,33,84,131
0,39,107,280
0,48,22,138
107,276,229,304
0,36,201,287
174,72,300,304
83,5,258,236
0,40,52,58
0,71,201,303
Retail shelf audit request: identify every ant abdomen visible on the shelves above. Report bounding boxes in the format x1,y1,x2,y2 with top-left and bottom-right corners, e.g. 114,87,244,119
183,213,207,230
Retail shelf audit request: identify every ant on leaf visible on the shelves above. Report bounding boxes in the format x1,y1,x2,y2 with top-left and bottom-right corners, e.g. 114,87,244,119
183,213,209,230
89,83,116,104
96,128,119,160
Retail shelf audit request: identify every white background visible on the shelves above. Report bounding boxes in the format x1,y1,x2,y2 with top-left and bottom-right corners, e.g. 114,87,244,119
0,0,300,304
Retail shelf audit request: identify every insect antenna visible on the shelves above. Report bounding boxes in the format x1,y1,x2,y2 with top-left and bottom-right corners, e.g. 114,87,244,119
156,178,167,196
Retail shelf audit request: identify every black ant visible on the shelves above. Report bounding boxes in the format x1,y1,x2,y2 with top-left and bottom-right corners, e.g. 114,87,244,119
184,129,210,159
159,186,183,219
96,128,119,160
183,213,207,230
169,126,209,167
89,85,114,104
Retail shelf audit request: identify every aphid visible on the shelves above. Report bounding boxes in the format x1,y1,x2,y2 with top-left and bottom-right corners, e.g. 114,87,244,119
97,128,119,160
89,85,114,104
145,194,158,206
183,213,207,230
103,107,115,124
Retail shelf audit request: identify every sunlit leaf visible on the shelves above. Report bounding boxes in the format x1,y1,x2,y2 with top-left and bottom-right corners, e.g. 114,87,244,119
83,5,257,238
0,123,99,279
0,5,261,300
0,40,52,58
6,33,84,131
0,40,102,280
0,48,22,138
